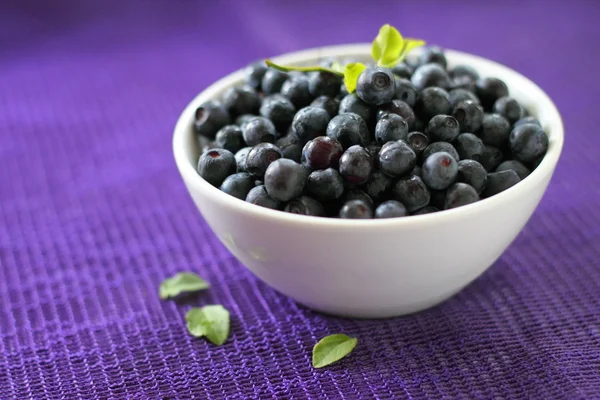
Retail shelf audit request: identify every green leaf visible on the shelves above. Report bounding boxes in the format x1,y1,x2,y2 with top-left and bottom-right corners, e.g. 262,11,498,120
330,61,344,74
159,272,210,300
343,62,366,94
264,59,343,77
185,305,230,345
371,24,404,67
312,334,358,368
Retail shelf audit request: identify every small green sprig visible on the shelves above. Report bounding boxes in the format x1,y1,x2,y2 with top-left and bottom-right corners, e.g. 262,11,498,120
264,24,425,94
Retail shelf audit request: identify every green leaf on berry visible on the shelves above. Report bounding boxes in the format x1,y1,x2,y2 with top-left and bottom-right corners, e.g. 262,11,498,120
159,272,210,300
371,24,426,67
186,305,230,345
343,62,366,94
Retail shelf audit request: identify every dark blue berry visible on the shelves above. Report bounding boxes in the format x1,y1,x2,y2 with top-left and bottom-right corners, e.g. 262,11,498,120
310,96,339,119
326,112,370,149
194,101,231,139
339,200,373,219
493,96,524,124
415,87,451,120
341,189,374,209
235,113,258,128
482,170,521,197
197,148,237,187
375,114,409,144
246,185,281,210
452,100,484,133
457,159,487,194
428,189,447,209
220,172,255,200
411,63,451,91
406,131,429,158
280,76,313,108
284,196,325,217
308,71,342,98
361,170,392,202
444,183,479,209
339,82,349,98
480,113,511,147
275,134,303,163
391,62,413,79
391,175,430,212
480,144,504,171
449,88,480,108
454,133,484,161
411,165,422,177
423,142,460,162
356,67,396,106
394,78,417,107
259,94,296,132
234,147,252,172
339,145,373,185
412,206,439,215
514,116,541,129
422,151,458,190
306,168,344,201
427,114,460,142
450,65,480,81
339,94,373,125
496,160,531,180
419,46,447,68
375,200,408,218
377,100,415,129
365,143,382,159
264,159,309,202
261,69,288,95
244,61,268,91
242,116,277,146
302,136,344,170
245,143,283,179
255,180,263,186
215,125,245,153
222,86,261,117
475,77,509,110
378,140,416,178
509,123,549,163
291,106,331,144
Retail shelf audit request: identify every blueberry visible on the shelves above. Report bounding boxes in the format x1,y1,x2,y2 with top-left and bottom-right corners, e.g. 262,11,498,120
411,63,451,91
392,62,413,79
365,143,382,159
480,113,511,147
427,114,460,142
310,96,339,119
411,165,422,177
375,114,409,144
222,85,261,117
242,116,277,146
291,106,331,144
215,125,245,153
509,123,549,163
275,134,303,163
428,189,447,209
255,180,263,186
339,82,349,98
220,172,255,200
361,170,392,202
302,136,344,170
449,88,480,108
482,170,521,197
259,94,296,132
244,61,268,91
308,71,342,98
423,142,460,162
457,159,487,194
341,189,374,209
326,112,370,149
280,76,313,108
394,78,418,107
339,94,373,125
406,131,430,158
306,168,345,201
415,87,451,120
339,145,373,185
475,77,509,110
264,159,309,202
452,100,484,133
496,160,531,180
493,96,524,124
235,113,259,128
197,148,237,187
234,147,252,172
514,116,541,129
444,183,479,209
422,151,458,190
454,133,484,161
356,67,396,106
194,100,231,139
377,100,415,129
245,143,283,179
450,65,480,82
391,175,431,212
246,185,282,210
480,144,504,171
419,46,447,68
339,200,373,219
284,196,325,217
412,206,439,215
378,140,416,178
375,200,408,218
412,117,426,132
261,69,288,95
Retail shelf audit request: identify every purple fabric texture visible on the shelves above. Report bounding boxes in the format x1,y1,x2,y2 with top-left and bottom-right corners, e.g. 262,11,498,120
1,0,599,398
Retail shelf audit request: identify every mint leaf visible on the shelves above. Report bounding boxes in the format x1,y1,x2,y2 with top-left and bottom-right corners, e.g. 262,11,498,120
312,334,358,368
265,59,343,77
343,62,367,94
186,305,230,345
159,272,210,300
371,24,404,67
330,61,344,74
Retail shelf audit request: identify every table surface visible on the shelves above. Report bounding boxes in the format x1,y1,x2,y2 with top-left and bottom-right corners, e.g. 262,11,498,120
1,0,599,399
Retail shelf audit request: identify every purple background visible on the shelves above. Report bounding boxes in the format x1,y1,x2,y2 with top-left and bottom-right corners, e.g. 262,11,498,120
1,0,599,398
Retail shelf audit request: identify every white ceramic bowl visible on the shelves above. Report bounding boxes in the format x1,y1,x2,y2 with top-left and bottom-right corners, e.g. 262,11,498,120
173,44,563,318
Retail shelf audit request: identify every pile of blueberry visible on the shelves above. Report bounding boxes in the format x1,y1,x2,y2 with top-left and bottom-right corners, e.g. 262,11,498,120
193,46,549,219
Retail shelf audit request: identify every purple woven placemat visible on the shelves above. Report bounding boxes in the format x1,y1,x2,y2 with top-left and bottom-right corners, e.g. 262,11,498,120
1,0,599,398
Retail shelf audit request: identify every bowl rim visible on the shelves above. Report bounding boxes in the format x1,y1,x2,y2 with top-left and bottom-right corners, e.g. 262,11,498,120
173,43,564,228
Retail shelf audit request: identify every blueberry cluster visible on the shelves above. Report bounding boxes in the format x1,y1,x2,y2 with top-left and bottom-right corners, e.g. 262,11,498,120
193,47,549,219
